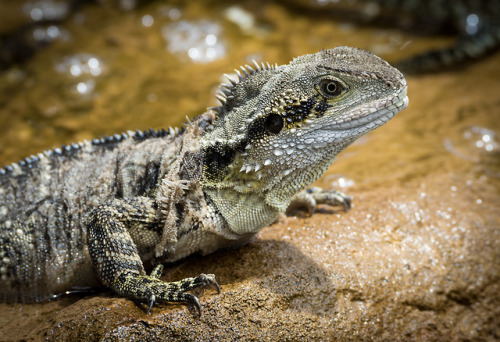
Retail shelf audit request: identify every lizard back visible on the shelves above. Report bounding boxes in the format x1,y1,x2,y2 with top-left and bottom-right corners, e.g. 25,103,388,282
0,127,187,302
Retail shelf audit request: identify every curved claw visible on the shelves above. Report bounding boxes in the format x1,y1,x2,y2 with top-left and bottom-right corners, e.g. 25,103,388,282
118,272,220,315
341,195,352,212
185,293,202,316
147,294,156,314
213,281,221,294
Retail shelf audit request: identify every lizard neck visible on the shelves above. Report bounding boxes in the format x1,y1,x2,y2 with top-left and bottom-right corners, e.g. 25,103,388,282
264,153,337,212
201,152,336,236
200,141,280,235
203,187,279,235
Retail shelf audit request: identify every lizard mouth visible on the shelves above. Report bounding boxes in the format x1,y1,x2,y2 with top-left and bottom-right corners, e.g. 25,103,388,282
331,85,408,131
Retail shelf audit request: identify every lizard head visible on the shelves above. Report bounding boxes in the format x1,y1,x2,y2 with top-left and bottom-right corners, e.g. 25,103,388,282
201,46,408,210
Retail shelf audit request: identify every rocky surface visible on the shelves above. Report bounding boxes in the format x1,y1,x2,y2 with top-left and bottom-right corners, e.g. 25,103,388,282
0,1,499,341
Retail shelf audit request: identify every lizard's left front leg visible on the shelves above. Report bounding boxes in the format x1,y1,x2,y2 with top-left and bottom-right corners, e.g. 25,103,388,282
86,197,219,314
286,187,352,216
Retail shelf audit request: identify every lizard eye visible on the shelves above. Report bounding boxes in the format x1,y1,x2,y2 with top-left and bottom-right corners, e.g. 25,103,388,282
265,113,284,134
320,79,343,97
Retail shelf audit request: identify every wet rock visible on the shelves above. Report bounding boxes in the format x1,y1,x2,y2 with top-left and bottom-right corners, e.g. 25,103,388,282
2,170,498,341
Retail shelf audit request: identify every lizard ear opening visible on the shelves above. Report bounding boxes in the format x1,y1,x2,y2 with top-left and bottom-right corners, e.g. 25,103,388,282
265,113,284,134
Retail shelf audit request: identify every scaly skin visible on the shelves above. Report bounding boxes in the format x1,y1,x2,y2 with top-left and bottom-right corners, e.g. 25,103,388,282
0,47,408,314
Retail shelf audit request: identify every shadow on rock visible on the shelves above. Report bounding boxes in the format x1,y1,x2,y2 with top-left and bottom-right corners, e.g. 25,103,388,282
31,238,338,341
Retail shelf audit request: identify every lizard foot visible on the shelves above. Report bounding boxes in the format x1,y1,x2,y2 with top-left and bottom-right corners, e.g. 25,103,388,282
113,270,220,316
286,186,351,216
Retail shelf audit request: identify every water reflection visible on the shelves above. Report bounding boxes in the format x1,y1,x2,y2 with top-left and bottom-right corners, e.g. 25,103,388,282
444,126,499,163
141,14,154,28
74,80,95,96
22,0,69,22
55,54,103,78
162,20,226,63
224,6,257,34
54,54,104,96
465,14,479,35
463,126,498,152
32,25,70,43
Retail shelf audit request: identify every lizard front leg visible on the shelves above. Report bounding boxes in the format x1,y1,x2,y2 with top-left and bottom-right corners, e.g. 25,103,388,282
286,187,352,216
86,197,219,314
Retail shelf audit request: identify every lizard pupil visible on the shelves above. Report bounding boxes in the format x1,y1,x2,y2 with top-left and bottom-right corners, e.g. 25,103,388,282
321,79,343,96
265,113,284,134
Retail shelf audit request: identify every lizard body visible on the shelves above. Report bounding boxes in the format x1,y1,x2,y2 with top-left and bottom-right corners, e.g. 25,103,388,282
0,47,408,313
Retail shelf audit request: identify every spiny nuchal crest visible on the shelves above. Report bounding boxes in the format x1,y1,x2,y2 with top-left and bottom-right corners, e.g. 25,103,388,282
201,46,408,210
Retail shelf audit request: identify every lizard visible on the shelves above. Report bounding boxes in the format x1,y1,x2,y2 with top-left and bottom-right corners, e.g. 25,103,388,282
0,46,408,315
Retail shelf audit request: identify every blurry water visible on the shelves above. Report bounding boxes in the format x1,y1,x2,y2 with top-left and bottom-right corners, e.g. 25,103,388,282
22,0,69,21
444,126,499,163
162,20,226,63
54,54,105,97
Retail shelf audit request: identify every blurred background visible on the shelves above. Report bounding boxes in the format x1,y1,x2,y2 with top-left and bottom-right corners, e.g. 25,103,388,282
0,2,499,340
2,0,497,167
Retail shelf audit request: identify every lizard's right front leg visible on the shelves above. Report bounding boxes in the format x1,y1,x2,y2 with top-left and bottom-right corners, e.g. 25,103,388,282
86,197,219,315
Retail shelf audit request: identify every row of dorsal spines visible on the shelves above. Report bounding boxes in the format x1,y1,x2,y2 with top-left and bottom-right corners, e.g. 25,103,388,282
0,128,182,176
208,59,278,116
